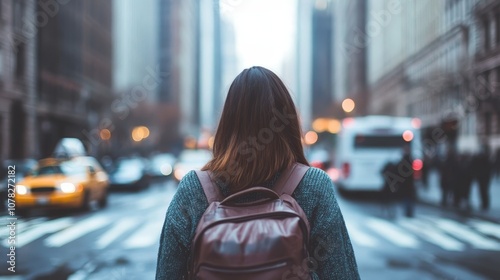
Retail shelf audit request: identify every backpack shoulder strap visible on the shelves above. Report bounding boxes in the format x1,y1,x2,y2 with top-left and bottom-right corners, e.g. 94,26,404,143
195,170,224,204
274,163,310,196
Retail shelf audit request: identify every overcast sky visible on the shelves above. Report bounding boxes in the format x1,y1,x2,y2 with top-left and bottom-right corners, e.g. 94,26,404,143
222,0,298,76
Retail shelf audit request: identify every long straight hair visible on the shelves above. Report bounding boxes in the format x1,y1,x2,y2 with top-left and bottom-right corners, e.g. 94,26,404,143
203,66,309,192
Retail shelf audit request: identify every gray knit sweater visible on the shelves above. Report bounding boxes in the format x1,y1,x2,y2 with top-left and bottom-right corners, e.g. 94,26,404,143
155,167,360,279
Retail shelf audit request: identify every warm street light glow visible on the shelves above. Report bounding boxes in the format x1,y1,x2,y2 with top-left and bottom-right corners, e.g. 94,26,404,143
100,129,111,140
342,98,355,113
312,118,329,133
184,137,197,149
304,131,318,145
327,119,341,134
132,126,150,142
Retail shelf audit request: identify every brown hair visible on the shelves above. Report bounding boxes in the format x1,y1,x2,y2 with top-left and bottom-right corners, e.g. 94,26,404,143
203,66,309,192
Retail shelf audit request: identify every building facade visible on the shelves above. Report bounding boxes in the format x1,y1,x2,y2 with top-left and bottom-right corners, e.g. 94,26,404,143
474,0,500,152
333,0,369,115
0,0,37,162
361,0,492,154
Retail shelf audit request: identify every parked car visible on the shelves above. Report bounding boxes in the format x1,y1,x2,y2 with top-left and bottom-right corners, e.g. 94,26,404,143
147,153,176,179
15,157,109,213
109,157,150,190
174,150,212,181
0,159,37,211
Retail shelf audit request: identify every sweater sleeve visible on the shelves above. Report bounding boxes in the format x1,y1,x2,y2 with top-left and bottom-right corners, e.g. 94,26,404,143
296,168,360,280
155,171,208,280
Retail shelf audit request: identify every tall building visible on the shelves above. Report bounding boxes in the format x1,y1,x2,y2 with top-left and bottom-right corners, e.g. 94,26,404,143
311,0,334,118
37,0,113,157
0,0,37,162
155,0,223,150
291,0,313,130
113,0,159,93
474,0,500,152
333,0,368,115
333,0,500,153
348,0,485,153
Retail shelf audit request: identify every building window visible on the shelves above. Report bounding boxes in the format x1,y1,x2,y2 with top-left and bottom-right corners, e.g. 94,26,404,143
15,43,25,79
12,0,24,32
497,12,500,45
484,18,491,52
0,47,3,81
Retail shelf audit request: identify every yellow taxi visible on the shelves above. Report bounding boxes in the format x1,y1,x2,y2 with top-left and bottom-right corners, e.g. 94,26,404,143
16,156,109,211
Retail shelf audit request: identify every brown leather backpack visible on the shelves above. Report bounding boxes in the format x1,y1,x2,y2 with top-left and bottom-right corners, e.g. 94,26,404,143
190,163,312,280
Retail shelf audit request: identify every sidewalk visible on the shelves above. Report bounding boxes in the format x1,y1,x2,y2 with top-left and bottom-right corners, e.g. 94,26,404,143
417,170,500,222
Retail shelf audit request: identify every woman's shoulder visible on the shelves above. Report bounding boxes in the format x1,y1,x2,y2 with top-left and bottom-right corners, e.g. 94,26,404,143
293,167,337,202
299,167,335,191
172,170,208,207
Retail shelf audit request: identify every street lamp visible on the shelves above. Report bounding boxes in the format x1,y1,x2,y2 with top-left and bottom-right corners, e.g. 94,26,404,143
342,98,355,113
131,126,150,142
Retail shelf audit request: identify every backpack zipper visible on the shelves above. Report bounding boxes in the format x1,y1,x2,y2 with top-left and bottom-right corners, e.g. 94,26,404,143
200,261,288,274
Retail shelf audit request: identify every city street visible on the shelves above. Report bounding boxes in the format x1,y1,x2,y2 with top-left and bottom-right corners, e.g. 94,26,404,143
0,178,499,280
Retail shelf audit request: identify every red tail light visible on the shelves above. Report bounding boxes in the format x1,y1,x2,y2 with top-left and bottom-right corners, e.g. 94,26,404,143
342,162,350,179
311,161,325,170
412,159,423,179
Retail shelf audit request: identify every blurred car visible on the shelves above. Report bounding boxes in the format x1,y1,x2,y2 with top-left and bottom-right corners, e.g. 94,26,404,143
174,150,212,181
108,157,150,190
15,157,109,212
307,148,331,171
147,153,176,179
0,159,37,211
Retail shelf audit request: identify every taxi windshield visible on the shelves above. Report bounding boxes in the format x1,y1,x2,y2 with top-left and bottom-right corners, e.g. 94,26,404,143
32,162,86,177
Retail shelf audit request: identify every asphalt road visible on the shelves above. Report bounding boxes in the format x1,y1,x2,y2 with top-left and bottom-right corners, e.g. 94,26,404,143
0,179,499,280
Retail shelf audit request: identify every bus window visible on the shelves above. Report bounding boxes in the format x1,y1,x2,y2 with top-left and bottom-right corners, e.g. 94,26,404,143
354,135,408,149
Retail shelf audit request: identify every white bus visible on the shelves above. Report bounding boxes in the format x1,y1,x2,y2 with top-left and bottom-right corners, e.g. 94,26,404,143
334,116,423,192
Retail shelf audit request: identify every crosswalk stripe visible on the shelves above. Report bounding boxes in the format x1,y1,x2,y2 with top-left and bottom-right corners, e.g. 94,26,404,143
469,220,500,239
44,216,109,247
2,218,73,248
398,218,465,251
426,217,500,250
95,218,140,249
123,219,163,249
366,217,420,248
344,221,378,248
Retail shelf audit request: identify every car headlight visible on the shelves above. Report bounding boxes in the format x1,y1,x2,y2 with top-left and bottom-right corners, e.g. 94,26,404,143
60,182,76,193
16,185,29,195
160,164,173,176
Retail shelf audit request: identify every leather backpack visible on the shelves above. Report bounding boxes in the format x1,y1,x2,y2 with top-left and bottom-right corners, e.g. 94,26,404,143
190,163,312,280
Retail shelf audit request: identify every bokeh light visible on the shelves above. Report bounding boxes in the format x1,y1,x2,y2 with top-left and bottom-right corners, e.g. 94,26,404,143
342,98,355,113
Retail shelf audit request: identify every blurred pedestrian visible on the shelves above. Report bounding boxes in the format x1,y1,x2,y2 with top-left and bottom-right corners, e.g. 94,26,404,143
456,153,474,211
397,146,416,218
421,153,432,189
380,161,398,218
494,148,500,178
155,66,359,279
472,145,493,211
439,147,458,207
